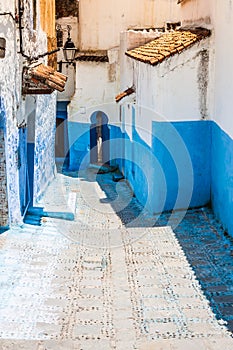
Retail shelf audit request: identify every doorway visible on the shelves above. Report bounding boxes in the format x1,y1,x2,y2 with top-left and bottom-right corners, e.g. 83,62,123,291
90,111,110,165
55,101,69,164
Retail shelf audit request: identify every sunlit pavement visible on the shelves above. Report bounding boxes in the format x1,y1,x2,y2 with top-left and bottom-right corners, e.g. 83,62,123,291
0,166,233,349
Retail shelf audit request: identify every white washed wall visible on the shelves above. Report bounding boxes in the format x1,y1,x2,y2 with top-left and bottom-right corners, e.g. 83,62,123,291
179,0,212,26
179,0,233,140
69,57,119,123
78,0,179,50
0,2,23,224
211,1,233,139
70,1,180,125
119,30,162,92
34,93,56,202
132,38,211,145
0,1,57,225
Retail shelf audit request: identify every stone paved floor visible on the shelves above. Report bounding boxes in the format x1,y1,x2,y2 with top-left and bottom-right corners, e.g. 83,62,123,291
0,167,233,349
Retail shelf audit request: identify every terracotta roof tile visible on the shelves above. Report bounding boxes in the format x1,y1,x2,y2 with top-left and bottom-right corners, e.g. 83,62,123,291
125,28,211,66
115,87,135,103
22,63,68,94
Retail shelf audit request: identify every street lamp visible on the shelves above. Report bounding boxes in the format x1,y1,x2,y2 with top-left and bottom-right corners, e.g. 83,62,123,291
63,25,78,63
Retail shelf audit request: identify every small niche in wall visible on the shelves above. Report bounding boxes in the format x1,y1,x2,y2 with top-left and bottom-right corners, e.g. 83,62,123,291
0,38,6,58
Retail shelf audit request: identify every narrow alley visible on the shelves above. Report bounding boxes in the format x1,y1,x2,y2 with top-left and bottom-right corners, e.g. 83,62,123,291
0,166,233,350
1,1,233,349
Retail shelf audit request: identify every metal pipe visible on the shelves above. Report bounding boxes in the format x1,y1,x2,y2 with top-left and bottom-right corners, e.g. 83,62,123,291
0,12,16,21
33,48,60,61
18,0,31,60
18,0,59,62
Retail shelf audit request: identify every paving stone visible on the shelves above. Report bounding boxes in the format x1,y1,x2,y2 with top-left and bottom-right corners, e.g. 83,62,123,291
0,169,233,349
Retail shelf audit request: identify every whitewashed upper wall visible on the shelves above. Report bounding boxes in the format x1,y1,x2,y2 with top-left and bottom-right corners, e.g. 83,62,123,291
179,0,212,26
211,1,233,139
155,0,180,26
179,0,233,139
69,59,119,123
119,30,162,92
131,37,211,147
78,0,179,50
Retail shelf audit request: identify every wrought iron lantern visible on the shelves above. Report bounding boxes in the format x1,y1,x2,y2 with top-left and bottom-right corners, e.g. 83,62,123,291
63,25,78,63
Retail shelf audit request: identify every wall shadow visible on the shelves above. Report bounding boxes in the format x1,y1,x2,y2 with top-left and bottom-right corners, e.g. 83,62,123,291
56,116,233,334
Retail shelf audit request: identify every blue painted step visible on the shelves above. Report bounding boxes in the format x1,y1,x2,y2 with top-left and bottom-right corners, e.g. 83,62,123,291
0,226,9,234
24,206,75,226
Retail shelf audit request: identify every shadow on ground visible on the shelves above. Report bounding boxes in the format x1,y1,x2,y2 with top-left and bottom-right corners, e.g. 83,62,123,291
157,208,233,334
59,162,233,334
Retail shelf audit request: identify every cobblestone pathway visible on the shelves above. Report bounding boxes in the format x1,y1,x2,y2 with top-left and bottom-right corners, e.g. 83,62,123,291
0,168,233,349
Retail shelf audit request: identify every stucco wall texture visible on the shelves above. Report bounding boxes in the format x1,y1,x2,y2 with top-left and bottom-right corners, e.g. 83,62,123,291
0,0,57,227
34,94,57,202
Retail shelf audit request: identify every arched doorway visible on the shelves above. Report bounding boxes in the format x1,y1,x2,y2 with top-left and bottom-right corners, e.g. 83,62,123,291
90,111,110,165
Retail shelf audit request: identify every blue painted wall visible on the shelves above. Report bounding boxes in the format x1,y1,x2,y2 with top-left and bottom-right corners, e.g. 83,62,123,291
109,125,127,171
68,121,90,170
211,122,233,236
67,117,233,237
111,120,211,213
152,121,211,212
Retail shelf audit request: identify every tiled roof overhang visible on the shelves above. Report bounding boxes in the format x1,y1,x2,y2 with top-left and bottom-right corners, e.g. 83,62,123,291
22,63,68,94
125,28,211,66
115,87,135,103
75,50,109,62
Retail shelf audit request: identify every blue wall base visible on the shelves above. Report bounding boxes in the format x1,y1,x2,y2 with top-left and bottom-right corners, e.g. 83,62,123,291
67,117,233,237
211,122,233,236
